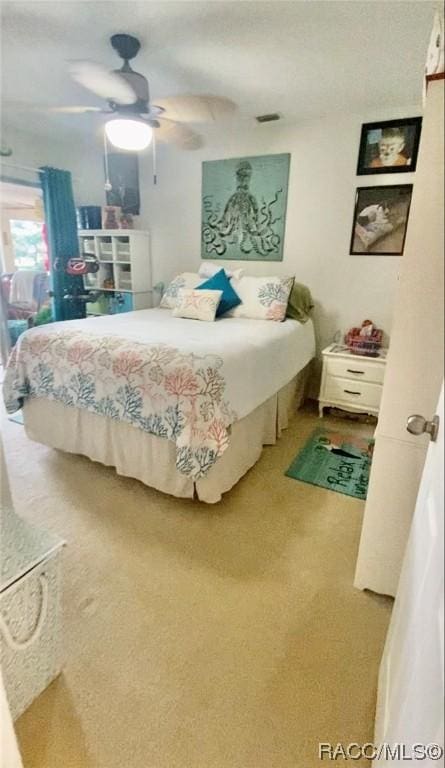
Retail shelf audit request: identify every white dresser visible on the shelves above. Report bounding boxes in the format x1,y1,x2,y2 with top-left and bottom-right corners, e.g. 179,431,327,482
319,344,387,418
0,446,65,720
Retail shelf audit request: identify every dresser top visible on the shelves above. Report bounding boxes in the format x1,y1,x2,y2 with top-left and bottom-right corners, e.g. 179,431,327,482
0,503,64,592
322,343,388,362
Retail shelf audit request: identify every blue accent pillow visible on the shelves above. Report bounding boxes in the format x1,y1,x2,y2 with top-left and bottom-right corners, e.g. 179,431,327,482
196,269,241,317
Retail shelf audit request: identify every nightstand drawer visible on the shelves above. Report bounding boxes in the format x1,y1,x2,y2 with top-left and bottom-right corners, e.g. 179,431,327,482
325,357,385,384
324,376,383,409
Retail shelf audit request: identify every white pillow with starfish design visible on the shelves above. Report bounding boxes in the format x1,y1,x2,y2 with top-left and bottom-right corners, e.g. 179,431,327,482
173,289,223,321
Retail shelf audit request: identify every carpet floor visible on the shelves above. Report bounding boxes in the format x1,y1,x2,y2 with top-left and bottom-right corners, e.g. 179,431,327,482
1,404,392,768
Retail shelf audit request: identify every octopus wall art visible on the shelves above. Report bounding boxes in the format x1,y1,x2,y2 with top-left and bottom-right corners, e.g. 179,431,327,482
201,153,290,261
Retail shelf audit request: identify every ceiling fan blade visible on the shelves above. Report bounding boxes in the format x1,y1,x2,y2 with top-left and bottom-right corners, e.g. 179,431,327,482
69,60,137,106
0,99,104,115
48,105,104,114
152,96,236,124
155,118,203,150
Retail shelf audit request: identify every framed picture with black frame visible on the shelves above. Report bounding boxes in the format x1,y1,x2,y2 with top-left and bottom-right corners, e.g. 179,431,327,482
350,184,413,256
356,117,422,175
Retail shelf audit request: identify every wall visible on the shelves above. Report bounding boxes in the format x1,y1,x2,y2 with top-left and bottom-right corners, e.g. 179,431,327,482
140,102,421,365
0,124,104,205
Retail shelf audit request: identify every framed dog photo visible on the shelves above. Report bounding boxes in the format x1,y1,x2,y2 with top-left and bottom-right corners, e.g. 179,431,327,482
356,117,422,175
350,184,413,256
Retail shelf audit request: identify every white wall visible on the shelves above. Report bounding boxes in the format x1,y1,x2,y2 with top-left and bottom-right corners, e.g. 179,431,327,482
0,124,104,204
140,103,421,363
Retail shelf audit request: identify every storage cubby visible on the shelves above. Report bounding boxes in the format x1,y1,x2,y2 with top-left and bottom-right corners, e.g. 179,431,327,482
115,236,131,261
116,263,132,291
99,263,115,290
79,236,95,256
96,236,113,261
83,271,100,290
78,230,152,316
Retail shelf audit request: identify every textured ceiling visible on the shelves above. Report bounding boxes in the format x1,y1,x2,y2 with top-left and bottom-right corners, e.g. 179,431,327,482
0,1,435,141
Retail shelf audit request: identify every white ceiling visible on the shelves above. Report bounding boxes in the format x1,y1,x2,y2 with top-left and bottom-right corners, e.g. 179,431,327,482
0,1,436,141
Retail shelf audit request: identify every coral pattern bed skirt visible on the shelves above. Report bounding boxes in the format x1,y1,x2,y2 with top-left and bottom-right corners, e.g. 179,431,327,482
22,366,310,503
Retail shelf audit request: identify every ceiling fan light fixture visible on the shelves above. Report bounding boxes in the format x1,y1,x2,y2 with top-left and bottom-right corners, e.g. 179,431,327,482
105,118,152,151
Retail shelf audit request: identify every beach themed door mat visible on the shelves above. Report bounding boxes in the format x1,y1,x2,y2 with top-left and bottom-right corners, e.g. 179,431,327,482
285,427,374,500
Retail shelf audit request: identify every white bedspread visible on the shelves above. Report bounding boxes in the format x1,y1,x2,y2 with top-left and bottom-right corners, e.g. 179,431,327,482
46,308,315,421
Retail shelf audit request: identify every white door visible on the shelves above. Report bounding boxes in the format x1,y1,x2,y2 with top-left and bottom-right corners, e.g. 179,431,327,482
374,383,444,766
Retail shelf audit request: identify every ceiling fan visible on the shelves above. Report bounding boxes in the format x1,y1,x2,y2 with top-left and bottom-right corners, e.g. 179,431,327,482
51,33,236,152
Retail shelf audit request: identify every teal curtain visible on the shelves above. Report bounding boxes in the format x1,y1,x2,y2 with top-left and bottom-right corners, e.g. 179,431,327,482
40,167,85,321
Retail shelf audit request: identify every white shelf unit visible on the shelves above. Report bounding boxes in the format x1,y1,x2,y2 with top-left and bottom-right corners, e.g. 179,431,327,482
78,230,152,315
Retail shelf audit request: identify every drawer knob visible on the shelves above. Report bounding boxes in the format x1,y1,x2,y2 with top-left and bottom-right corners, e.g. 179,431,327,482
347,369,365,375
344,389,362,396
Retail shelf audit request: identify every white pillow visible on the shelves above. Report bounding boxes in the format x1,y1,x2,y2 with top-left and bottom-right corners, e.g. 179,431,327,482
160,272,201,309
199,262,244,281
173,289,223,322
228,276,294,322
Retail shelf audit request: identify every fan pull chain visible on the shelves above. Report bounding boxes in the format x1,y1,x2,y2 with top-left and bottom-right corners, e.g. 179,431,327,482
152,131,157,186
103,130,112,192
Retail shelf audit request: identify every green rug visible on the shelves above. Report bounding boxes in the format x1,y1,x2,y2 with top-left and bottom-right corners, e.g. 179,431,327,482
8,411,24,425
285,427,374,500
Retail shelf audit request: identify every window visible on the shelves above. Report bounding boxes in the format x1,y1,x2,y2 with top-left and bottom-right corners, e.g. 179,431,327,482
9,219,47,270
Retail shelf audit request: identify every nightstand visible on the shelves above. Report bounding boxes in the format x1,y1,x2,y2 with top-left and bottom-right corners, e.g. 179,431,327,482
319,343,388,418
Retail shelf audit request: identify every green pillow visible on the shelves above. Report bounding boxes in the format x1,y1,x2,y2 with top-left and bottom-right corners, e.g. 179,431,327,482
286,282,314,323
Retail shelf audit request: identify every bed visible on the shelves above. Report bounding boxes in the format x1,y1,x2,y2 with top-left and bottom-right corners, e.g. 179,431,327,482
3,308,315,503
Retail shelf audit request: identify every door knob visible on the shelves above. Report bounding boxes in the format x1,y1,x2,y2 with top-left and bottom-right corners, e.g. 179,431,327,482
406,414,440,442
